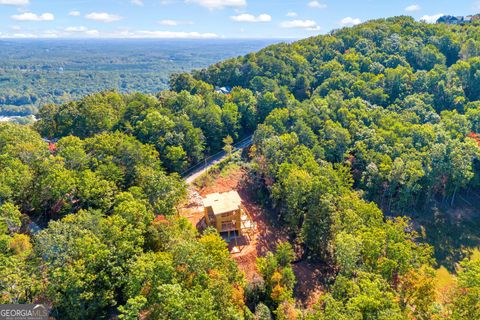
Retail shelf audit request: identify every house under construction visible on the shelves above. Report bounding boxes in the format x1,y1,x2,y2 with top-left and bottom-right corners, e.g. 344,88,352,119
203,190,254,237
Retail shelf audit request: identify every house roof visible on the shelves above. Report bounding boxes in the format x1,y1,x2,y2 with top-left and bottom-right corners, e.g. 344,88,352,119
437,15,474,24
215,86,232,94
437,15,459,22
203,191,242,215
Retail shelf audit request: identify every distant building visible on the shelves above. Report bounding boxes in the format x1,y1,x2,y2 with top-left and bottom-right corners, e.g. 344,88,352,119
215,86,232,94
436,15,476,25
437,15,461,25
203,191,244,235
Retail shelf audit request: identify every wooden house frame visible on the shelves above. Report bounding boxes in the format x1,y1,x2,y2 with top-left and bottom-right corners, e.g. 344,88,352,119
203,191,244,235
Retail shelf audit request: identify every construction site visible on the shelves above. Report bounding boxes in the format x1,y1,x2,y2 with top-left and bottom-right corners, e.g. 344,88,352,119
180,161,325,307
180,164,262,259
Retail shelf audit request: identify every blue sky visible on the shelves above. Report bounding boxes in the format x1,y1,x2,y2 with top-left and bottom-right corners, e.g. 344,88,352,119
0,0,480,39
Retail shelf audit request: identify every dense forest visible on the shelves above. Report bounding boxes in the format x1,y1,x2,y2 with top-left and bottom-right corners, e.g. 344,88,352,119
0,39,278,117
2,16,480,319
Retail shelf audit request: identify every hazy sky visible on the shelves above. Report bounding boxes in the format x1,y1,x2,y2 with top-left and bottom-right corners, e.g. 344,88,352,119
0,0,479,39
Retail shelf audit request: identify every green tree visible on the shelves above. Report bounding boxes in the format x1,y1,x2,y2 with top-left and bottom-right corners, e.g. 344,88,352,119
223,135,234,156
257,242,296,309
449,257,480,320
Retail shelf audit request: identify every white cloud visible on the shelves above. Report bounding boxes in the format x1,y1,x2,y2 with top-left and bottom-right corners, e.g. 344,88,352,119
308,1,327,9
0,28,220,39
0,0,29,5
159,19,179,26
4,33,36,38
113,30,220,38
186,0,246,9
41,31,61,38
159,19,193,26
405,4,420,12
231,13,271,23
286,12,297,17
69,11,81,17
420,13,443,23
85,12,122,22
339,16,361,26
2,30,59,38
65,26,99,36
64,26,88,32
281,19,320,30
131,0,143,5
85,30,100,36
11,12,54,21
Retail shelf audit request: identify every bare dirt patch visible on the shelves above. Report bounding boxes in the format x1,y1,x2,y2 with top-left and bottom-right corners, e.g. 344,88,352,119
181,163,326,306
292,261,328,308
197,164,245,196
178,186,207,231
187,165,289,281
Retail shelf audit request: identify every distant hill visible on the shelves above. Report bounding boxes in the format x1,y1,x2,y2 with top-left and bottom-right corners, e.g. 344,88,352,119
0,39,283,117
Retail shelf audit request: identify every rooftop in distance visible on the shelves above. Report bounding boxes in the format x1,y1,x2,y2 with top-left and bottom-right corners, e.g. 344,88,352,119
436,14,480,25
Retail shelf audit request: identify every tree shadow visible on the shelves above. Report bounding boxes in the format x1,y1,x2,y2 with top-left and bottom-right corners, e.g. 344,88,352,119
411,193,480,272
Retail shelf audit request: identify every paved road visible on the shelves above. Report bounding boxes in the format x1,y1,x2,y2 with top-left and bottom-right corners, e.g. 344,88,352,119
182,135,253,184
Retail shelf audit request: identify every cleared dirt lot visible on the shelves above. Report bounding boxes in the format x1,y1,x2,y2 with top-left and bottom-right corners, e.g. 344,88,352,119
180,163,325,306
182,165,285,280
